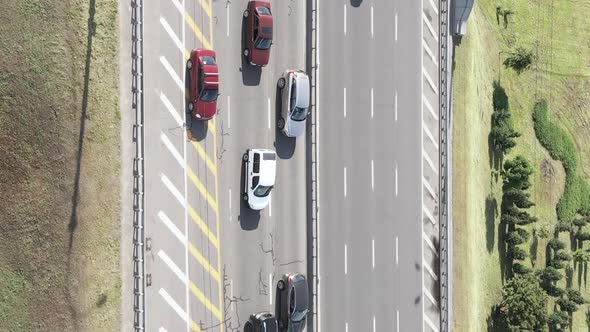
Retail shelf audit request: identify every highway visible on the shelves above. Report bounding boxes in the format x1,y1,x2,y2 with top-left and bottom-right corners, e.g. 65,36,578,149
139,0,442,331
315,0,441,331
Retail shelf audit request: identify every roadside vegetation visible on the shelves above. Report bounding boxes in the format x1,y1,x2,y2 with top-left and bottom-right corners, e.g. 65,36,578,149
452,0,590,330
0,0,120,330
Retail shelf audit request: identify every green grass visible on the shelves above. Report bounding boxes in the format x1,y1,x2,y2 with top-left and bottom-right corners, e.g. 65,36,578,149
0,0,120,330
452,0,590,330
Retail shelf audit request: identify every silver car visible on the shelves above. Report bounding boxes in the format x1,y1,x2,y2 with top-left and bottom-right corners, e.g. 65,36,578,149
277,70,310,137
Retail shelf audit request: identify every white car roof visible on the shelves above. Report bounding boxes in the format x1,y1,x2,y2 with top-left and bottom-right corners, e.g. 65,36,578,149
251,149,276,186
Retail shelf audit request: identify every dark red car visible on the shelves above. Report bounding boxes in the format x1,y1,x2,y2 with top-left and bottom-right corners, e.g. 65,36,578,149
186,48,219,120
243,0,273,66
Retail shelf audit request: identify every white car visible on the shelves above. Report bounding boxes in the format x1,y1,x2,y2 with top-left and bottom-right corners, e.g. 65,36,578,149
243,149,277,210
277,70,310,137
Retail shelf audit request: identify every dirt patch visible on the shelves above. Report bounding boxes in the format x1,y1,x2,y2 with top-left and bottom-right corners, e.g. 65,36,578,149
0,0,120,330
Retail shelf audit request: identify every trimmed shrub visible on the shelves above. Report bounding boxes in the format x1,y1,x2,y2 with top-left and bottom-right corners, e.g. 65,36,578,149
576,230,590,241
506,231,525,245
515,228,530,242
508,245,527,260
573,217,587,228
548,238,566,251
512,262,532,275
502,155,533,190
555,221,571,232
555,250,572,262
503,189,535,209
540,266,563,283
549,259,566,270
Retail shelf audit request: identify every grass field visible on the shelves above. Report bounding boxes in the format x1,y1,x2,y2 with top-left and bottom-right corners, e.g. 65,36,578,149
0,0,120,330
452,0,590,330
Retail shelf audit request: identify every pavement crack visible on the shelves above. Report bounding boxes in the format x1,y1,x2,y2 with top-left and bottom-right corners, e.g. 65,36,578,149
221,265,250,331
259,232,277,266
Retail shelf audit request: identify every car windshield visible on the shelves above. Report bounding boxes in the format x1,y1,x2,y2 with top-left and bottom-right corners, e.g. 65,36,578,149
254,37,272,50
254,185,273,197
291,309,307,322
256,6,271,15
199,55,216,65
262,320,277,330
200,88,218,102
290,107,308,121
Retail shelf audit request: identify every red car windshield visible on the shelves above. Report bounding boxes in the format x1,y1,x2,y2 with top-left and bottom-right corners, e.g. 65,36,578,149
255,37,272,49
199,88,218,102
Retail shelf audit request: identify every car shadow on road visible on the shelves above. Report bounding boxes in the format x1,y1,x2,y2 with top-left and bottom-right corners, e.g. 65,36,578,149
186,117,208,142
240,14,261,86
273,85,296,159
350,0,363,7
239,155,261,230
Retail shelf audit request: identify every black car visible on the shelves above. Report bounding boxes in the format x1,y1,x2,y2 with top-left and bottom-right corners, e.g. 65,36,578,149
245,311,278,332
276,273,308,331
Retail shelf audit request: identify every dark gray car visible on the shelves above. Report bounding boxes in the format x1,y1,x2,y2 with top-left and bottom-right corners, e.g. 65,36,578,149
275,273,308,331
245,311,278,332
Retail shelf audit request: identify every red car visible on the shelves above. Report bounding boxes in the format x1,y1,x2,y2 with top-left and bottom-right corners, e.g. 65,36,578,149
243,1,273,66
186,49,219,120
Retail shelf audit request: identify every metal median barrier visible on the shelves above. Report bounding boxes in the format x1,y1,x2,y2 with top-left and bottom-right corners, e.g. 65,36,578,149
131,0,146,330
439,0,452,330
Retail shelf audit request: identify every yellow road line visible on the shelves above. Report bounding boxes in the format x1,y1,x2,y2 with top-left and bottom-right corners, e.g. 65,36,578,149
211,117,224,330
190,320,202,332
197,0,212,18
187,166,218,214
191,141,216,176
188,242,221,283
188,204,219,248
207,119,216,135
185,12,212,49
189,281,223,321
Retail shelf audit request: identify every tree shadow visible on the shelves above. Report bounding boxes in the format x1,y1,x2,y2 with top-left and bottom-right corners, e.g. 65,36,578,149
566,264,574,288
530,230,538,268
488,132,504,172
350,0,363,7
240,14,261,86
486,196,498,252
487,305,509,332
273,84,296,159
66,0,97,327
488,80,509,170
498,219,508,283
238,155,260,230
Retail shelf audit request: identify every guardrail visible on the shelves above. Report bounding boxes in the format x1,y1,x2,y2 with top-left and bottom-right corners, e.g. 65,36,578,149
131,0,146,330
439,0,452,330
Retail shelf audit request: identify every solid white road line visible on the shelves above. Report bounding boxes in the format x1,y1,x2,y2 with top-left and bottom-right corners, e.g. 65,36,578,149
372,239,375,269
160,93,184,127
371,6,374,38
422,39,439,67
343,167,347,197
159,56,184,91
269,273,273,305
396,236,399,265
267,98,271,129
158,250,187,282
373,316,376,332
269,196,272,217
423,12,439,42
394,91,398,122
371,160,374,191
230,279,234,311
423,68,439,95
226,3,230,36
160,16,185,56
161,132,186,168
423,123,439,150
397,310,400,332
227,96,231,129
344,244,348,275
171,0,183,14
423,95,438,120
159,288,188,323
343,87,347,118
228,189,232,221
158,210,187,245
395,13,398,41
344,4,347,35
161,173,186,207
395,166,398,196
371,88,374,118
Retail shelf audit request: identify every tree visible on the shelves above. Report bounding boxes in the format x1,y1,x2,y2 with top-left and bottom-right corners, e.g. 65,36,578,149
576,230,590,241
549,259,566,270
540,266,563,283
492,109,511,124
555,250,572,262
566,288,585,305
508,245,527,260
548,310,570,330
499,273,548,330
503,47,535,74
501,206,538,225
573,217,587,228
512,262,532,275
503,188,535,209
548,238,566,251
573,249,590,263
506,231,525,245
555,221,571,233
491,123,520,153
502,155,533,190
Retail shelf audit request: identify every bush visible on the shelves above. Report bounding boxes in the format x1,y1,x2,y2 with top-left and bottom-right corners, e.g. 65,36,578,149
555,250,572,262
549,259,566,269
573,217,587,228
512,262,532,275
540,266,563,283
501,207,537,226
532,99,590,222
502,155,533,190
506,231,525,245
503,189,535,209
548,310,570,329
548,238,566,251
491,123,520,153
503,47,535,74
576,230,590,241
499,273,548,330
508,245,527,260
515,228,530,242
544,283,566,297
555,221,571,232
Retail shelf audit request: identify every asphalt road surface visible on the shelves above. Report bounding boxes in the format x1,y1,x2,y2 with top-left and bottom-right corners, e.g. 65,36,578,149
142,0,307,331
316,0,441,331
